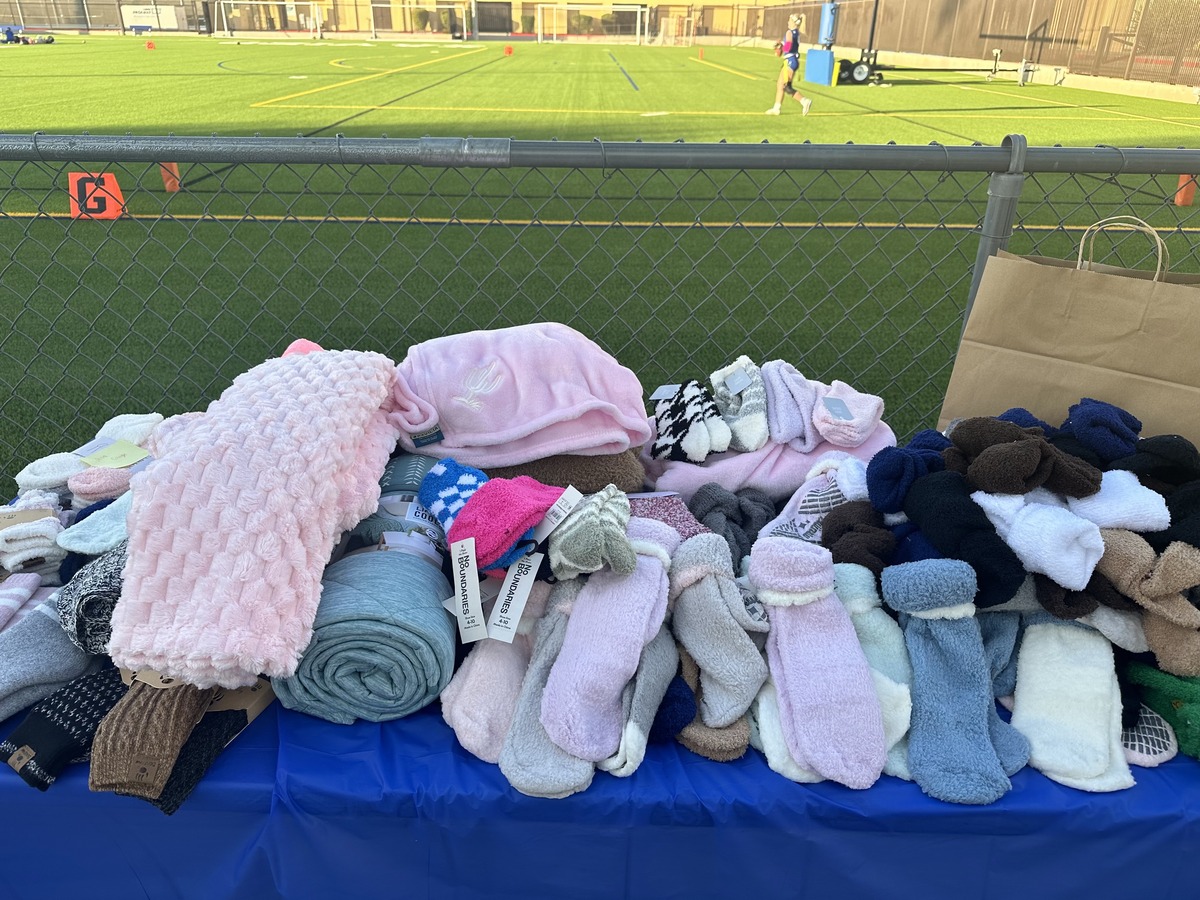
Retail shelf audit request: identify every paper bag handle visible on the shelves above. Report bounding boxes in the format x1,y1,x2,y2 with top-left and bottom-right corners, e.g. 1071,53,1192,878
1077,215,1170,282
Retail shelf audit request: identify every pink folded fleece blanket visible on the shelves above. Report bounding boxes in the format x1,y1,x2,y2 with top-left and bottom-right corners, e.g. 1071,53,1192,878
108,348,405,689
641,421,897,503
392,323,651,468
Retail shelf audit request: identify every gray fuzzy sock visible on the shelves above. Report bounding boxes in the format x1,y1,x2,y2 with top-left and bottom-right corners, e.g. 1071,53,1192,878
710,356,770,453
498,580,594,799
548,485,637,581
670,532,768,727
598,625,679,777
0,602,95,722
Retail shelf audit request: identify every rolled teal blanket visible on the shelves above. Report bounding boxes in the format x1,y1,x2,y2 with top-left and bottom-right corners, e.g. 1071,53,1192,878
273,550,456,724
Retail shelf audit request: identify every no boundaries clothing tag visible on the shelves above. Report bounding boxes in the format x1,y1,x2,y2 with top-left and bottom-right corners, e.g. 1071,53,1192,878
486,552,543,643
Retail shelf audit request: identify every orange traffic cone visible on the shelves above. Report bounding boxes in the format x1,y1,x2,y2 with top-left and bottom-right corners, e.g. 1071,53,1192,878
1176,174,1197,207
160,162,181,193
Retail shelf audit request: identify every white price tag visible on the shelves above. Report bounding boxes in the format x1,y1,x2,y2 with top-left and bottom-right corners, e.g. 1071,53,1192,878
532,486,584,544
447,538,489,643
649,384,681,402
822,397,855,421
486,552,542,643
722,366,753,395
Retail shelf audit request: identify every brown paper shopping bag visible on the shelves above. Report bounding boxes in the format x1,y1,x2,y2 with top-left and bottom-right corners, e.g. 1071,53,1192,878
939,216,1200,446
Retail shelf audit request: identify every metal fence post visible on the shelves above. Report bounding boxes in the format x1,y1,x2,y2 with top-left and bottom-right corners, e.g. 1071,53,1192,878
964,133,1027,329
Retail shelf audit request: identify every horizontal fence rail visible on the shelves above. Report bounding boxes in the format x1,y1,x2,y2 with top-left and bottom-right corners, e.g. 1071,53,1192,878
2,133,1200,484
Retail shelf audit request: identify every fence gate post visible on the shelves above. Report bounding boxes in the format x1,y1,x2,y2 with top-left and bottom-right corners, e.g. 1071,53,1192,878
964,133,1027,330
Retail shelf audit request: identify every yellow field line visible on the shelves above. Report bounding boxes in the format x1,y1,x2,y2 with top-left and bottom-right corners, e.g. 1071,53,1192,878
251,47,487,107
7,211,1200,232
687,56,758,80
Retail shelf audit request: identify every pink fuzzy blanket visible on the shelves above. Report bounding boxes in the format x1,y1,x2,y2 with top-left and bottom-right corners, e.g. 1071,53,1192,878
108,349,404,688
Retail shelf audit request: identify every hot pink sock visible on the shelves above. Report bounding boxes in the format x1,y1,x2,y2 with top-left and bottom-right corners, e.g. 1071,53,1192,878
750,534,886,788
539,517,680,761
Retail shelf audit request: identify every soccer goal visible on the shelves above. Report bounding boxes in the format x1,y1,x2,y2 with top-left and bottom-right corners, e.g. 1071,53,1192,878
536,3,647,44
369,1,472,38
216,0,323,37
650,14,693,46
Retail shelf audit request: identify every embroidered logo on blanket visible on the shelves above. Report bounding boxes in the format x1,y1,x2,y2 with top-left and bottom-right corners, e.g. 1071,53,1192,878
453,360,503,411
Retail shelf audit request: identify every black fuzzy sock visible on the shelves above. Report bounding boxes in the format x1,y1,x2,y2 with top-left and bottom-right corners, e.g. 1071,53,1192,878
902,470,1025,608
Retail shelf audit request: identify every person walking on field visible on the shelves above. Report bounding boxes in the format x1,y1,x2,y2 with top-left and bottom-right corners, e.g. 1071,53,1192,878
766,13,812,116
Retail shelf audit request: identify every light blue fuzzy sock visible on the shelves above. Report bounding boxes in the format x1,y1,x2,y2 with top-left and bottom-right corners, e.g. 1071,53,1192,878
977,609,1030,776
882,559,1011,805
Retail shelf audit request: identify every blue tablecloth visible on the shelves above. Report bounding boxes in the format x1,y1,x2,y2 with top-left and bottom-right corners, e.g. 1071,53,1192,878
3,703,1200,899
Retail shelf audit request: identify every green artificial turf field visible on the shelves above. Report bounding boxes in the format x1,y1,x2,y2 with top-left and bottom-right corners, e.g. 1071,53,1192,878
4,35,1200,144
2,35,1199,477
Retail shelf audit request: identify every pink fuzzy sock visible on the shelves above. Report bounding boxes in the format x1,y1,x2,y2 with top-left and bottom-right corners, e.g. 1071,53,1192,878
810,380,885,448
283,338,325,356
749,534,886,788
68,466,134,506
441,632,535,763
539,517,681,761
448,476,564,574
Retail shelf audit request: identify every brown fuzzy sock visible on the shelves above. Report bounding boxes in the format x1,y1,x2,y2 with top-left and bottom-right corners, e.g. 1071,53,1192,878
675,646,749,761
89,682,216,799
820,501,896,576
945,417,1102,498
1086,572,1140,613
1033,573,1099,620
484,449,646,495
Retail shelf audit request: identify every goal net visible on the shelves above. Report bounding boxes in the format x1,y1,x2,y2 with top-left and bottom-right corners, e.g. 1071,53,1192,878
536,3,647,44
650,14,693,46
369,1,472,38
216,0,323,36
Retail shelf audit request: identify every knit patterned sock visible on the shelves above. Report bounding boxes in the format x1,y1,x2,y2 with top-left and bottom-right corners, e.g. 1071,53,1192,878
810,380,885,448
749,536,886,789
1011,616,1134,790
0,661,128,790
598,624,678,777
548,485,636,581
670,532,768,727
147,708,248,815
651,380,731,463
498,579,594,799
55,541,128,654
440,632,534,764
89,682,216,799
417,458,489,538
0,573,42,632
448,475,564,573
709,356,769,452
882,559,1012,805
676,645,750,761
1121,704,1178,767
540,517,680,761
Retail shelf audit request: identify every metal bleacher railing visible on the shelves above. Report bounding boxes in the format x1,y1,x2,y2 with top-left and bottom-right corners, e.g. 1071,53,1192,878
1,132,1199,481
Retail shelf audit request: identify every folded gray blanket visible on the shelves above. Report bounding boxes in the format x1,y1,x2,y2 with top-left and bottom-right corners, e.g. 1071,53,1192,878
272,550,456,724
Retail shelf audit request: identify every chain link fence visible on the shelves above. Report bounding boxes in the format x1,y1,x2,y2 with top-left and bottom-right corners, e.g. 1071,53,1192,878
1,134,1199,483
